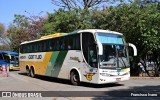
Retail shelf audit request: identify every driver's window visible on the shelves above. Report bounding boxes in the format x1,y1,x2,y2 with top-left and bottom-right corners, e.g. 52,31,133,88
117,45,126,57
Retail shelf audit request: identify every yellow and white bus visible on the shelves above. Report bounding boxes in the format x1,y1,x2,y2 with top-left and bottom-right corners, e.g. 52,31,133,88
19,29,137,85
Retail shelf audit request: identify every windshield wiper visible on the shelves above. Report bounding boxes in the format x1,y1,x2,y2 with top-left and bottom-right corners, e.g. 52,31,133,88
119,57,127,68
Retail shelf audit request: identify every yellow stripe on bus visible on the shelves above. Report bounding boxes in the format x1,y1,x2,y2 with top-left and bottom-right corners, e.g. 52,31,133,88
40,33,65,39
20,52,53,75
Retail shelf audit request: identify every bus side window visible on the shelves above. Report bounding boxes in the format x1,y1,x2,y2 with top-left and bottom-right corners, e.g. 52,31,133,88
48,40,52,51
43,42,47,52
26,44,29,53
38,42,43,52
60,40,64,50
68,35,73,50
34,43,38,52
65,36,70,50
60,37,66,50
56,38,60,50
22,45,24,53
76,35,80,50
53,39,57,51
72,34,80,50
23,45,26,53
30,44,33,53
63,37,68,50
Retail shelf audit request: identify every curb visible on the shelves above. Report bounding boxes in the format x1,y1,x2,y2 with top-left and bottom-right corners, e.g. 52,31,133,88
130,77,160,80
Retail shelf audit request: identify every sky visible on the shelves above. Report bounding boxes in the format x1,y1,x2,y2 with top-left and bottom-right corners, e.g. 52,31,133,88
0,0,57,28
0,0,129,29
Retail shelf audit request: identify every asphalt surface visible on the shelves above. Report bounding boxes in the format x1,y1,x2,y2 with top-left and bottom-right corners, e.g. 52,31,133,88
0,71,160,100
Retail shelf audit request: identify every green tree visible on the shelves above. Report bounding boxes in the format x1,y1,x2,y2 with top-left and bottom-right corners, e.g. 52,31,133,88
7,25,36,51
0,23,11,50
42,8,93,35
7,13,45,51
0,23,5,37
13,14,28,27
0,45,11,51
91,2,160,76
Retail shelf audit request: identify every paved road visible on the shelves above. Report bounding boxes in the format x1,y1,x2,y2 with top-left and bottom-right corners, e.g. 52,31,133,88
0,71,160,100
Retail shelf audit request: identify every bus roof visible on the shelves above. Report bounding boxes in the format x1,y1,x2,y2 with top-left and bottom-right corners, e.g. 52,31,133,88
20,29,123,45
0,51,18,55
77,29,123,35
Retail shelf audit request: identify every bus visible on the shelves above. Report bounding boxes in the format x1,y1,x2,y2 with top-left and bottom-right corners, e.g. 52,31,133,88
0,51,19,70
19,29,137,85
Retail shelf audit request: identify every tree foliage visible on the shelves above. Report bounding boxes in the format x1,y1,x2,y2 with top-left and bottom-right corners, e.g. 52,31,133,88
7,25,36,52
0,23,11,50
0,45,11,51
43,1,160,76
7,14,45,51
42,8,93,35
0,23,5,37
92,2,160,76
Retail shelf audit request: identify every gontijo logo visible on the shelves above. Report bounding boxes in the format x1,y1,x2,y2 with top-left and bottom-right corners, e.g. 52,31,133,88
28,55,42,59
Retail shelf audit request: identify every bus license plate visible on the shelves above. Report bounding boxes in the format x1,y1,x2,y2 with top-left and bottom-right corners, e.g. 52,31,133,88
116,78,121,81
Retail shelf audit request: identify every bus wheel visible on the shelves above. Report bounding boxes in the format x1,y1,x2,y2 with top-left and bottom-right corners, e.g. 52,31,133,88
26,68,30,76
70,71,80,85
30,67,35,78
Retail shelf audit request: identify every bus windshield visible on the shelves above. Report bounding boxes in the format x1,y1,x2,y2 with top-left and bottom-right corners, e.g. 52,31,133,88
96,33,129,69
96,33,124,44
3,55,18,64
10,55,19,64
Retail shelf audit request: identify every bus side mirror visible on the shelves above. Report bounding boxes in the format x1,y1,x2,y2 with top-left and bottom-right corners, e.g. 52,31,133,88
128,43,137,56
97,42,103,55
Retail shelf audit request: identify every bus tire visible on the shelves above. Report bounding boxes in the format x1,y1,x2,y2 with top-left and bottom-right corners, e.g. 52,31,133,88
70,71,80,85
26,67,30,76
30,67,35,78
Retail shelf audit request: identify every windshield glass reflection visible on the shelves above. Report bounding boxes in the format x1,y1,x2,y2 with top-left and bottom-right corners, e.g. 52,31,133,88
100,44,129,68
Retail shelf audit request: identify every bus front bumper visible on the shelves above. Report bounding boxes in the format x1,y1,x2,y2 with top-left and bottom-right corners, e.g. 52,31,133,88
10,66,20,70
98,75,130,84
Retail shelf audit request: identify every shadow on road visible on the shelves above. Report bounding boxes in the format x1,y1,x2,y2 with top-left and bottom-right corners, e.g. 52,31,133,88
91,85,160,99
18,72,123,88
9,70,20,72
